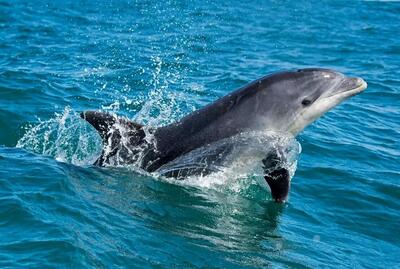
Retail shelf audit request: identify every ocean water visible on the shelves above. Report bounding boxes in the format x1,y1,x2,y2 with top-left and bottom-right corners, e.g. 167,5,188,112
1,0,399,268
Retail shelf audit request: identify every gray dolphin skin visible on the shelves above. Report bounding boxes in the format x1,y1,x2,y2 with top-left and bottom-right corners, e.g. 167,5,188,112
81,68,367,202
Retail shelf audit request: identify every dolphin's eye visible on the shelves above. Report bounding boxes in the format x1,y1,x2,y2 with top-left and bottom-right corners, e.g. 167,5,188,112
302,99,312,106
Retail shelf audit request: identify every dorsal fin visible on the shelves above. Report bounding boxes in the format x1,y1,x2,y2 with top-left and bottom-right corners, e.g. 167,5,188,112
80,111,143,140
80,111,147,166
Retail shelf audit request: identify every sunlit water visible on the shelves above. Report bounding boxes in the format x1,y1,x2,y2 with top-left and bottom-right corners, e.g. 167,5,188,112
1,0,399,268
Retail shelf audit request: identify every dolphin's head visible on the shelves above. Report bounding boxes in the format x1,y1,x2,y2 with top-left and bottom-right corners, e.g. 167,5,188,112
251,68,366,203
257,68,367,135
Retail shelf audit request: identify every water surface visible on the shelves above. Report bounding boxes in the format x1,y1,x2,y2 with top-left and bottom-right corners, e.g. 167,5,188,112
0,0,399,268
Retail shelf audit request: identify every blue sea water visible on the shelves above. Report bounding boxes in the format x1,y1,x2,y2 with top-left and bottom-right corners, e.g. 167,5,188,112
1,0,399,268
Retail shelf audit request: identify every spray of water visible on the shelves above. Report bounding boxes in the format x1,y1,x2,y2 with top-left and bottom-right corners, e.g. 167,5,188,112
134,55,195,126
16,107,103,166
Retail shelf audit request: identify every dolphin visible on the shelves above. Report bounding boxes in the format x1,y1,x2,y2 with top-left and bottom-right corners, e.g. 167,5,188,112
81,68,367,202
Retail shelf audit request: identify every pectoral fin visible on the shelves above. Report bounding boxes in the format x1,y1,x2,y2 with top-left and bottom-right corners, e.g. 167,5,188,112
262,150,291,203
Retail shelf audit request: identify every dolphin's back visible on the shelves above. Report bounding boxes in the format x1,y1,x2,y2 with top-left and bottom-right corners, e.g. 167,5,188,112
155,69,303,154
153,76,268,158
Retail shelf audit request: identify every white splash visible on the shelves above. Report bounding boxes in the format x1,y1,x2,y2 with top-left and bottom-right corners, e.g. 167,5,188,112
16,107,103,166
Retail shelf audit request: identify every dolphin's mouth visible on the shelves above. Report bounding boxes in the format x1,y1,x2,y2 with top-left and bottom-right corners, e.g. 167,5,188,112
326,77,367,99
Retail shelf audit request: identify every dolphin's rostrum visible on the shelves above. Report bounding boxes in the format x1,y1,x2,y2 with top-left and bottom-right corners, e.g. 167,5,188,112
81,68,367,202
